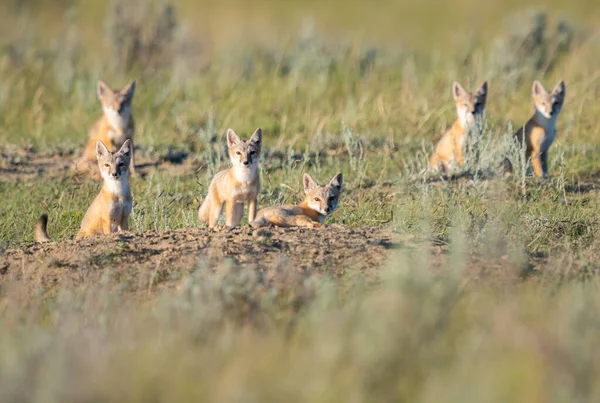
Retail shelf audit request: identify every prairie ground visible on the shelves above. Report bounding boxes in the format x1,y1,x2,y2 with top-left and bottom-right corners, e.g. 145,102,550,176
1,0,600,402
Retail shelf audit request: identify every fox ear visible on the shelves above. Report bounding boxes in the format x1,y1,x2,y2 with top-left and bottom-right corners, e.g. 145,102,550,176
119,139,132,157
452,82,466,100
329,173,343,191
250,128,262,147
227,129,241,147
122,80,136,101
96,141,109,157
303,173,317,193
477,81,488,97
97,80,111,99
552,80,566,97
532,80,546,97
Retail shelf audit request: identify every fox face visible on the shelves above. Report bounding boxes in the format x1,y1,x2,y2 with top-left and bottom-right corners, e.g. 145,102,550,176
532,80,566,120
97,80,136,131
227,128,262,171
96,139,132,181
453,81,488,128
303,173,343,217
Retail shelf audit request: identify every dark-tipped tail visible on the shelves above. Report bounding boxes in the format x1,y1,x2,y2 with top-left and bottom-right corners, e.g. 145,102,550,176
34,214,51,243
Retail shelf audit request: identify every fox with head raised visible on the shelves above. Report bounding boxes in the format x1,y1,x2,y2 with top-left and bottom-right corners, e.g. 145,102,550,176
503,80,566,178
73,80,136,179
36,139,133,242
198,128,262,228
250,173,343,229
429,81,488,173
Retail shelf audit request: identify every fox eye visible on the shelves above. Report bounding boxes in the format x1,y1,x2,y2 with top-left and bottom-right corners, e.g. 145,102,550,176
328,197,335,202
104,163,110,168
119,162,125,167
314,197,321,202
236,151,241,155
250,150,256,155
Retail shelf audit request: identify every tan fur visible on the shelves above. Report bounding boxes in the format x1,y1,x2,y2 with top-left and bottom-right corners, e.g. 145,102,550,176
250,173,343,229
73,80,136,179
36,140,133,242
506,80,566,177
430,81,488,173
198,128,262,228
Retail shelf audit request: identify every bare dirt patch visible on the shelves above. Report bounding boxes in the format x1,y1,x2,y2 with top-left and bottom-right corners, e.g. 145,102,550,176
0,226,400,293
0,149,196,182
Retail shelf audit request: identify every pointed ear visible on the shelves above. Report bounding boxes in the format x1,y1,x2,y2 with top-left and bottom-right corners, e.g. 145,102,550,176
452,81,466,100
303,173,317,193
119,139,132,157
227,129,241,148
122,80,136,100
250,128,262,147
477,81,488,97
552,80,566,97
532,80,546,97
97,80,111,99
329,173,343,191
96,141,109,157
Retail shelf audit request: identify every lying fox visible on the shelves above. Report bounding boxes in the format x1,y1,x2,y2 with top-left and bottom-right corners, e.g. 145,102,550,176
36,140,133,241
198,128,262,228
429,81,488,173
73,80,136,179
251,173,342,229
503,80,566,177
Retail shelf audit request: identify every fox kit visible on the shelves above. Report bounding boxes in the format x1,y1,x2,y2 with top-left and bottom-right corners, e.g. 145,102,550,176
198,128,262,228
429,81,488,173
506,80,566,177
36,140,133,241
250,173,343,229
74,80,136,178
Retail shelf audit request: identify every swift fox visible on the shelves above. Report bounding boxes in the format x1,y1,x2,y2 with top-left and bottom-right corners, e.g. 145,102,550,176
36,140,133,241
429,81,488,173
504,80,566,177
73,80,136,178
198,128,262,228
250,173,343,229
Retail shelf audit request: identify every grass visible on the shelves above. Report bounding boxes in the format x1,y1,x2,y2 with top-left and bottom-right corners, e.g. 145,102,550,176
1,0,600,401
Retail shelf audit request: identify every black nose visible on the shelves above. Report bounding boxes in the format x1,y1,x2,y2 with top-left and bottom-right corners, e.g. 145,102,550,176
324,207,330,213
112,173,118,177
243,161,249,166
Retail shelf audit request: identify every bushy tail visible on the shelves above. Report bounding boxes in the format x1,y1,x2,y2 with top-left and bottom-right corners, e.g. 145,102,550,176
34,214,52,243
198,198,210,223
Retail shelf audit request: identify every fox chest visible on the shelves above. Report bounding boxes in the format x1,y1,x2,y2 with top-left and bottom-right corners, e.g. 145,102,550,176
231,182,258,201
530,126,556,152
108,199,132,222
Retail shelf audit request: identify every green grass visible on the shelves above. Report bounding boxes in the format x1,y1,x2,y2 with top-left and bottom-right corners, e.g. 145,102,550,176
1,1,600,401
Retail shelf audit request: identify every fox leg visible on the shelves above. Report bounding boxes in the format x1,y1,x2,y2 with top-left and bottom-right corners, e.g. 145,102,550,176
540,150,549,177
248,198,258,223
225,200,236,227
230,202,244,226
531,150,543,177
118,215,129,231
291,216,321,229
455,147,464,168
208,202,222,228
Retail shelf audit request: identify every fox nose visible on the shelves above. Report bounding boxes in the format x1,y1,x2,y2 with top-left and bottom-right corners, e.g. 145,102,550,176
243,161,249,166
112,172,118,178
324,207,330,213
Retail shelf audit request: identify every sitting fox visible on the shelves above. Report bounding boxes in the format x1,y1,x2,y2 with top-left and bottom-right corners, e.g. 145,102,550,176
36,140,133,241
73,80,136,179
198,128,262,228
251,173,342,229
429,81,488,173
503,80,566,177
